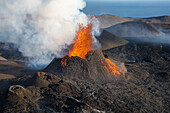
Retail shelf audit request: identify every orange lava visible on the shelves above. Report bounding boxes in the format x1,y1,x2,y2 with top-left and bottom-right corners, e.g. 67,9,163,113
69,23,94,59
60,21,122,76
61,55,69,67
104,58,121,76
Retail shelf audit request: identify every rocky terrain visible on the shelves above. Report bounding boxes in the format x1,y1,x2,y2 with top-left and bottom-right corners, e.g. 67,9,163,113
0,41,169,113
0,15,170,113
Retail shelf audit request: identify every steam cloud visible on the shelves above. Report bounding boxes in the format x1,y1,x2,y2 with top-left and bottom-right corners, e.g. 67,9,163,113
0,0,99,68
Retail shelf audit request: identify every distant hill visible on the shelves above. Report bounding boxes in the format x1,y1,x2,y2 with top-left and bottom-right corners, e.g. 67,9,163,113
95,15,170,29
104,21,162,38
96,30,128,50
142,16,170,23
95,14,134,29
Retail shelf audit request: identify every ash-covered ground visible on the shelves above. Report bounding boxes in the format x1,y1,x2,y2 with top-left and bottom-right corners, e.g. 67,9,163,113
0,15,170,113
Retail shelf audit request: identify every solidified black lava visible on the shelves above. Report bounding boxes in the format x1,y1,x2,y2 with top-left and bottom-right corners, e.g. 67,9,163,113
44,50,127,83
0,43,169,113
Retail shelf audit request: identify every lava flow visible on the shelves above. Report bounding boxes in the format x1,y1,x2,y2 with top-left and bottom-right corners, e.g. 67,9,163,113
104,58,121,77
61,22,122,76
69,23,94,59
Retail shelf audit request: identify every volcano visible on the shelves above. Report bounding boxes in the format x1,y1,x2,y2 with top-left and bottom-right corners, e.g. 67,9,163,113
44,22,126,83
44,50,126,83
0,15,169,113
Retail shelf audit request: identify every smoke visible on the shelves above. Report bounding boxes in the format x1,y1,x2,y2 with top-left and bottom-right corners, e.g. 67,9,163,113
0,0,99,68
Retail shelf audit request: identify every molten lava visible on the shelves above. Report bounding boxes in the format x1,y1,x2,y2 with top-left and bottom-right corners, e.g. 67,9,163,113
61,21,122,76
69,23,94,59
104,58,121,76
61,55,69,67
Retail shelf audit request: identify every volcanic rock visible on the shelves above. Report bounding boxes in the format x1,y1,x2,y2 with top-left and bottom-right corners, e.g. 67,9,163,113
7,85,32,103
44,50,127,83
96,30,128,50
31,72,61,87
1,42,169,113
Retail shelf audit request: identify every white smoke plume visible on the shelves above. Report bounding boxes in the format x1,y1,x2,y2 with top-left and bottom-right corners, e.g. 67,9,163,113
0,0,98,68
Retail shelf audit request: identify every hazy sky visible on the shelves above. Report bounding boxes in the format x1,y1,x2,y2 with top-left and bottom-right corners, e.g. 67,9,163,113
86,0,170,1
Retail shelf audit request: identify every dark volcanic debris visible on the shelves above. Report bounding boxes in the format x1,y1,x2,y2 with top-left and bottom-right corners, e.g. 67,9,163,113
0,41,169,113
44,50,127,83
